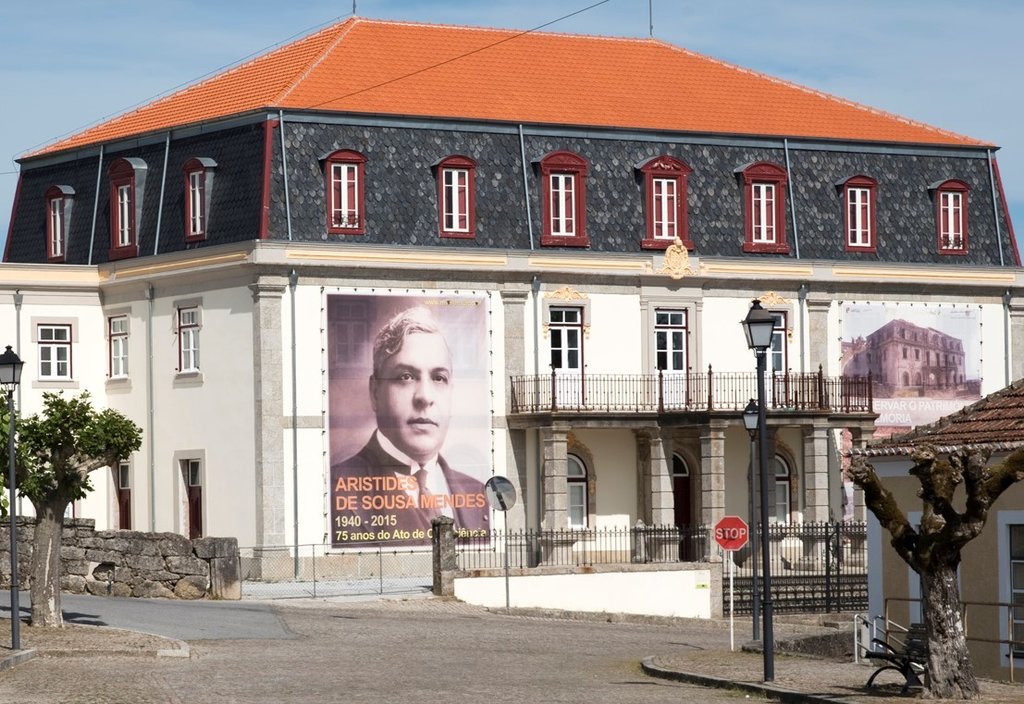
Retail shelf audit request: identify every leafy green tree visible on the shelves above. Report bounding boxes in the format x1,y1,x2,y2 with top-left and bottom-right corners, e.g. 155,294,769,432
850,445,1024,699
0,392,141,628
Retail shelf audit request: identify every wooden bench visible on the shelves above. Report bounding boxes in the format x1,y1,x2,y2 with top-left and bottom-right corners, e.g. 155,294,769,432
865,623,929,693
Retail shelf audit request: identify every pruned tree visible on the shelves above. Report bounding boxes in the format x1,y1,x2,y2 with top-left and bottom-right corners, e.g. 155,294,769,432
0,392,141,628
849,444,1024,699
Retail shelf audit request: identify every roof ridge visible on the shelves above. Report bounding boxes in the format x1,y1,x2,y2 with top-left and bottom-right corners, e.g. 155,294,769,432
275,17,360,104
353,16,659,44
650,38,989,147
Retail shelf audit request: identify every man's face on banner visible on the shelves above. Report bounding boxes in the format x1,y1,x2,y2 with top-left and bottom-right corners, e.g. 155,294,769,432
371,330,453,464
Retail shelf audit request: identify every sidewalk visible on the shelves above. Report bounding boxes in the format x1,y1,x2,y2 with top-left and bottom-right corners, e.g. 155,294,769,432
2,600,1022,703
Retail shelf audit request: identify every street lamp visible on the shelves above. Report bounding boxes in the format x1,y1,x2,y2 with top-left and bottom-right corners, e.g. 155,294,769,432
742,398,761,642
1,345,24,652
741,300,775,682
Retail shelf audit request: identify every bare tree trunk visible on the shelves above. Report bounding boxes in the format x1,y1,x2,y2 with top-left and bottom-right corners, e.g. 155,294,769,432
922,560,979,699
29,499,68,628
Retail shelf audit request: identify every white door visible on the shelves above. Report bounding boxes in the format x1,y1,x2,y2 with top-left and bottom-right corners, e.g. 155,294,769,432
655,309,688,407
550,307,583,407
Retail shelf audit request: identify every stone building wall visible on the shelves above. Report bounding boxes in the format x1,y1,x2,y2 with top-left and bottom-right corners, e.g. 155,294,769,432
0,518,240,600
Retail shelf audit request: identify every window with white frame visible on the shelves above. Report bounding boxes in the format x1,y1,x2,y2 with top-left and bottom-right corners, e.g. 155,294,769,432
550,173,576,237
115,183,132,247
45,185,74,262
187,170,205,238
49,196,64,257
539,151,588,246
567,454,588,528
549,307,583,372
769,311,787,374
772,455,792,524
935,180,970,254
178,307,200,372
1011,524,1024,657
739,161,788,253
654,309,688,373
108,315,128,378
752,183,776,244
639,154,692,249
843,175,877,251
38,324,72,380
437,155,476,237
324,150,366,235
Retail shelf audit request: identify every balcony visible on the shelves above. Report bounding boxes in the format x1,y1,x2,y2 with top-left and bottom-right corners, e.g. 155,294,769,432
508,366,874,416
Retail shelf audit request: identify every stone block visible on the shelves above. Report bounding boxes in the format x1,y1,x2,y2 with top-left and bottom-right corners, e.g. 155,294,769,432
125,554,166,572
174,575,209,600
84,549,125,564
60,545,86,561
166,555,210,576
86,579,114,597
110,582,132,598
133,580,175,599
64,559,90,576
61,574,87,594
193,536,238,560
209,556,241,600
157,533,193,557
137,570,181,582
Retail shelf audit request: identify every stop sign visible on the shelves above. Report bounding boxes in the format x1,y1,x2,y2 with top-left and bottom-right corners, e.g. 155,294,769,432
714,515,749,551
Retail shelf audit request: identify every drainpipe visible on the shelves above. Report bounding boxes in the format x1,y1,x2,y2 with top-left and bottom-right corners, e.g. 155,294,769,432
279,110,293,241
88,146,105,265
1004,290,1012,386
13,290,22,515
289,269,299,578
531,275,542,537
988,150,1005,267
147,284,156,531
519,125,535,251
152,133,170,256
798,283,808,374
784,139,800,259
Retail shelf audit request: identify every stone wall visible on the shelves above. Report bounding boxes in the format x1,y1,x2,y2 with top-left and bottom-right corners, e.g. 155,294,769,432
0,517,240,600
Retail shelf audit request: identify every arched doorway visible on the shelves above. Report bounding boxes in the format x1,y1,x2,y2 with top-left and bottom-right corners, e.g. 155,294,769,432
671,454,693,560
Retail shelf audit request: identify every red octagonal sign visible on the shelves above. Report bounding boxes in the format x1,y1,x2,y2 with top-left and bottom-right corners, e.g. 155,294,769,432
714,515,749,551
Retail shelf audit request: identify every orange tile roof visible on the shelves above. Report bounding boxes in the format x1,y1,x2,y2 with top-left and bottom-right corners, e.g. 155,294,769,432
29,18,990,158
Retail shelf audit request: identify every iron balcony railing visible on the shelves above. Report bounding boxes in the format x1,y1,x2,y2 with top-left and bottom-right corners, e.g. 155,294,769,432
509,365,873,415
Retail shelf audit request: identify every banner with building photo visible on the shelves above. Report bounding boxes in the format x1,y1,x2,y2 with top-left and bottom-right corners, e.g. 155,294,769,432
840,303,981,435
326,292,491,548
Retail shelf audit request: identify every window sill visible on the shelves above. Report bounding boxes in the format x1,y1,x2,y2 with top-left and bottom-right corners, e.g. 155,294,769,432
440,229,476,239
844,244,878,254
108,245,139,261
327,226,365,236
173,370,204,387
939,249,968,256
32,379,80,390
743,241,790,254
106,376,132,392
540,234,590,248
184,232,207,244
642,237,693,251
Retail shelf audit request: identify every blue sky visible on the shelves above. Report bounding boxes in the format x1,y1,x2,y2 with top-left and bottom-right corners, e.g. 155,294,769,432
2,0,1021,257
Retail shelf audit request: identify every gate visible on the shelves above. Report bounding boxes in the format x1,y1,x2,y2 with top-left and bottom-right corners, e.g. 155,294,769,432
238,544,432,599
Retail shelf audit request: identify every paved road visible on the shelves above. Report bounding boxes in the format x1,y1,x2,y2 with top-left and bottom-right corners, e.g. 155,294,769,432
0,598,749,704
1,591,290,641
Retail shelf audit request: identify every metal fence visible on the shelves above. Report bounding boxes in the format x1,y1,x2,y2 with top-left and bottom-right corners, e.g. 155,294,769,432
724,521,868,614
456,525,708,570
237,543,432,599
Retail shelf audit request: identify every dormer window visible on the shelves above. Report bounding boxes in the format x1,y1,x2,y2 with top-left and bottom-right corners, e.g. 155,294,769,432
108,158,147,261
45,185,74,262
931,179,969,254
737,161,789,254
639,156,692,250
539,151,588,247
841,175,877,252
436,155,476,238
324,149,366,235
183,157,216,242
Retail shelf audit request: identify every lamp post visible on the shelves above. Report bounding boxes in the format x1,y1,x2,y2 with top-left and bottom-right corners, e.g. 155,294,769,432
741,300,775,682
742,398,761,643
0,345,24,652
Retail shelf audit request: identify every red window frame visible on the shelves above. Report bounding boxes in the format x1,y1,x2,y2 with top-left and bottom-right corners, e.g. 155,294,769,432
45,185,68,262
108,159,139,260
640,156,692,250
540,151,588,247
324,149,366,235
183,158,207,242
740,161,789,254
436,155,476,238
934,179,970,255
843,175,877,252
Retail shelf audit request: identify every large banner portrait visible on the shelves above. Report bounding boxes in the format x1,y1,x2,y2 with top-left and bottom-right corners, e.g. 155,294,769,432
327,292,490,547
840,303,981,435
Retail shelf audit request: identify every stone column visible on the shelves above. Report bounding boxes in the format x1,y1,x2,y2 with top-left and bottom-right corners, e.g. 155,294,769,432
1008,296,1024,383
431,516,457,597
803,422,831,522
540,425,569,530
806,295,832,373
501,289,529,531
637,427,674,526
699,420,728,559
848,427,870,522
251,276,287,547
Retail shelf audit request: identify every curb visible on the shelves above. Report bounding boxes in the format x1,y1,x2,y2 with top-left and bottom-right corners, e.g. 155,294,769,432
0,649,38,672
640,656,849,704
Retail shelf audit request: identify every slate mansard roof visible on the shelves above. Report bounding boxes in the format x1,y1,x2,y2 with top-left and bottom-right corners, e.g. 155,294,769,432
5,17,1018,267
29,17,990,157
